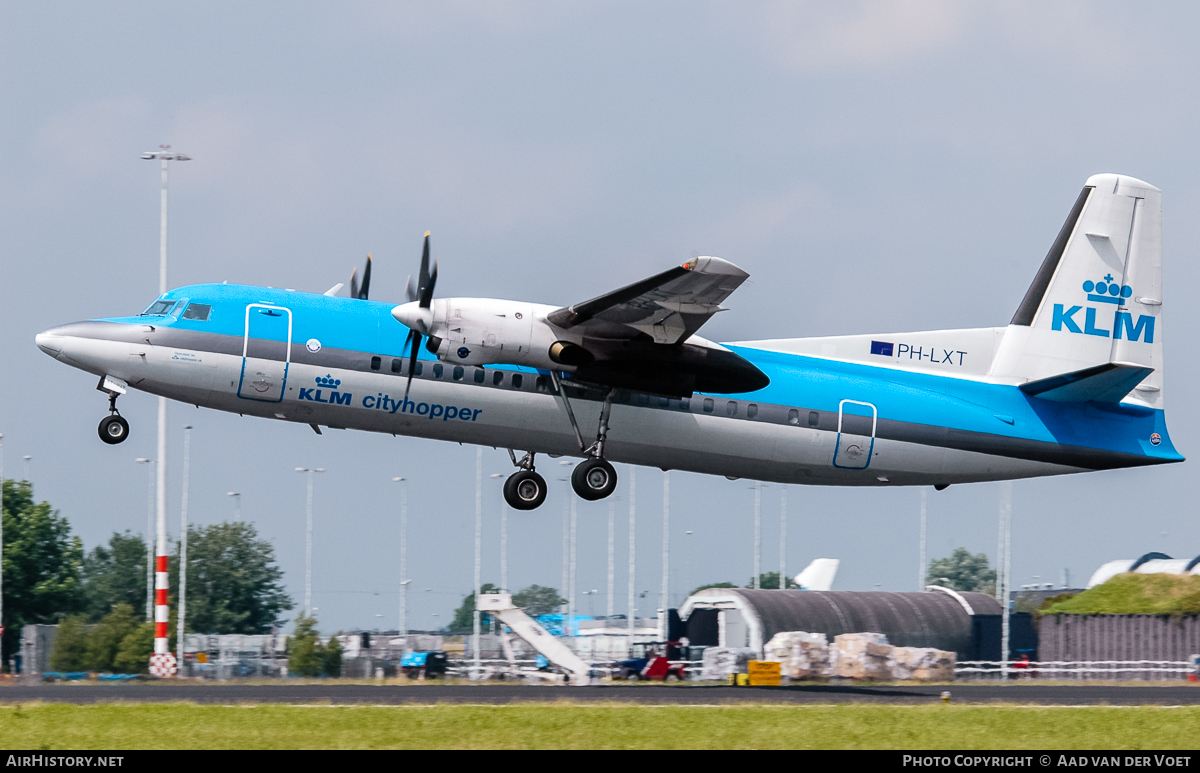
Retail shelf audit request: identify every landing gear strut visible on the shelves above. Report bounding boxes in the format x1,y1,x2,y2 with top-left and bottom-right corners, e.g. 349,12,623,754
549,373,619,501
503,450,547,510
97,391,129,445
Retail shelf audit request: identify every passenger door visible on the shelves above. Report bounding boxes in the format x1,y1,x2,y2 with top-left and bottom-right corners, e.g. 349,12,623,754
238,304,292,402
832,399,876,469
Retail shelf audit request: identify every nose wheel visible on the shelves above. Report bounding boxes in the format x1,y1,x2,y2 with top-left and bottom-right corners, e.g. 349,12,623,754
571,457,617,501
97,388,129,445
98,414,130,445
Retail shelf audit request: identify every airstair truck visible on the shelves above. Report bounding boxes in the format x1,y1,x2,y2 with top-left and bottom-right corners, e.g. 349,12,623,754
477,593,591,686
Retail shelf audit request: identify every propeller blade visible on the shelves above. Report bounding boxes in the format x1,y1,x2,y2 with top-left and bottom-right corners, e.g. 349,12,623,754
404,328,421,398
404,274,417,303
420,261,438,308
418,231,431,295
357,254,372,300
349,267,359,300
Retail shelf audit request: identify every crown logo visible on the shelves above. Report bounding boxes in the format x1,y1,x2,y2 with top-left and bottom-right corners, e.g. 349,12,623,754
1082,274,1131,305
315,374,341,388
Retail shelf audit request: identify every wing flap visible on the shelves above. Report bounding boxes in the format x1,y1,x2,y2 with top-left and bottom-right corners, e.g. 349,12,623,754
1019,361,1153,403
547,256,749,344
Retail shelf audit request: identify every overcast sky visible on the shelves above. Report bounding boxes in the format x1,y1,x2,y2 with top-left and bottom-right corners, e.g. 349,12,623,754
3,1,1199,633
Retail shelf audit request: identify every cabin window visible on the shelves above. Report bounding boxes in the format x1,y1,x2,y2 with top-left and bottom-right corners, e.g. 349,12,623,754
432,363,443,379
703,398,714,414
181,303,211,321
493,371,504,386
370,356,381,371
512,373,523,389
680,399,690,411
616,390,631,403
473,368,485,384
414,362,423,376
808,411,820,427
787,409,800,425
452,366,464,381
391,358,402,373
747,403,758,419
726,401,738,417
535,376,549,393
658,396,670,407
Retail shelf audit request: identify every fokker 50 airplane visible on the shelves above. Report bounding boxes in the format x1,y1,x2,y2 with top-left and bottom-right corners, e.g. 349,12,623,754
35,173,1181,510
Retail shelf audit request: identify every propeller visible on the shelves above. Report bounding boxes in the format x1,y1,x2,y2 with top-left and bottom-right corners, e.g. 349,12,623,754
393,232,438,397
349,254,373,300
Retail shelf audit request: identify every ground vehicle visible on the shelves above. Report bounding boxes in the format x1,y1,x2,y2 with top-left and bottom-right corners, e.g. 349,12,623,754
400,651,448,679
616,642,686,681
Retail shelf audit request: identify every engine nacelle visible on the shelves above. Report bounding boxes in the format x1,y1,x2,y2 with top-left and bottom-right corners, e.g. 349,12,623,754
420,298,575,372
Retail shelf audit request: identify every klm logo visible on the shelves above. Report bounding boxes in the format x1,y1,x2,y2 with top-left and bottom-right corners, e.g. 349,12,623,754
298,374,352,405
1051,275,1155,343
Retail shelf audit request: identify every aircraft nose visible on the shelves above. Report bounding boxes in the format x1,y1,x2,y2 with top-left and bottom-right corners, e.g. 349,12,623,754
35,327,66,357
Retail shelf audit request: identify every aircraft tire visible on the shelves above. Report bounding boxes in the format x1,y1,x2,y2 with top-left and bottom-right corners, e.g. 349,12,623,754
504,470,547,510
571,458,617,501
98,415,130,445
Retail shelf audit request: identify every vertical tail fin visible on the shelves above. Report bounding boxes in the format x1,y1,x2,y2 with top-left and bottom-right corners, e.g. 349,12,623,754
990,174,1164,408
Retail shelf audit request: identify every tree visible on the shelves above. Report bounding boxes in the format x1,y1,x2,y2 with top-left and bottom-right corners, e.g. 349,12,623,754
50,615,90,672
287,615,325,677
927,547,996,594
323,636,343,678
690,582,737,596
2,480,84,668
84,603,141,673
746,572,797,590
511,585,566,617
450,583,499,632
112,623,154,674
81,531,147,622
168,522,292,634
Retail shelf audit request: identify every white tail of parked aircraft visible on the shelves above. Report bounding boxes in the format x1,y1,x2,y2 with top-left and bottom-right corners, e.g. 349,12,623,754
794,558,840,591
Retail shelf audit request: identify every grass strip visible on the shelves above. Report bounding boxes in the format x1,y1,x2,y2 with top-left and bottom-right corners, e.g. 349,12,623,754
1,702,1199,749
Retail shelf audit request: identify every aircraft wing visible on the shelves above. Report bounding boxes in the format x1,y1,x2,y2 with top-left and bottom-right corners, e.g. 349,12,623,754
546,256,749,344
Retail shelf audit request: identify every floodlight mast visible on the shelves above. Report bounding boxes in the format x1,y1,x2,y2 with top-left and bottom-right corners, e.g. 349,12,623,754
296,467,325,616
140,146,190,659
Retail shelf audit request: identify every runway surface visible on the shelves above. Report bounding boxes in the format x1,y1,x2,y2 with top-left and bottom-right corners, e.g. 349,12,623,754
1,682,1198,705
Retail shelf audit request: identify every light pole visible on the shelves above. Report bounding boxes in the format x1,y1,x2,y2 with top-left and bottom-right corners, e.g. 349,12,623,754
141,145,190,660
0,432,4,645
392,477,408,645
177,425,192,674
779,488,787,589
607,496,615,619
752,481,762,590
295,467,325,617
489,474,506,590
999,482,1012,679
227,492,241,521
627,466,636,645
473,448,482,679
684,530,693,600
919,488,928,591
135,458,155,620
558,464,570,620
660,470,670,640
22,456,30,483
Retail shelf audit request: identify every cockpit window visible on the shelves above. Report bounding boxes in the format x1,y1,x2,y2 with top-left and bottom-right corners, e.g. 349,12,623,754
181,303,211,321
140,300,177,316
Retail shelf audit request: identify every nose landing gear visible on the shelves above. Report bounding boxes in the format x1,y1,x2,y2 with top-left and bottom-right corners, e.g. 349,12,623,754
98,393,129,445
96,376,129,445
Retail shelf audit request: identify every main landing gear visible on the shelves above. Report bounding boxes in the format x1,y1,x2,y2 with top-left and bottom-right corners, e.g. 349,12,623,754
97,391,129,445
503,451,548,511
500,375,621,511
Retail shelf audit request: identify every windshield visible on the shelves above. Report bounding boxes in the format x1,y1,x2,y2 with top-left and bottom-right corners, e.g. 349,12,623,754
140,300,177,316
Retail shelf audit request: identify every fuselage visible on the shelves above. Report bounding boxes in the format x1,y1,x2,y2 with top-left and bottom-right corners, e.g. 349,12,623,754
35,282,1182,487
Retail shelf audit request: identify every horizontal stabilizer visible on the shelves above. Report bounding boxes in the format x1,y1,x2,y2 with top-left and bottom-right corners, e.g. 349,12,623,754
1019,361,1153,403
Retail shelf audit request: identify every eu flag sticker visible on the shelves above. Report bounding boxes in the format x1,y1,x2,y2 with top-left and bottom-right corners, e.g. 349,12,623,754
870,340,894,357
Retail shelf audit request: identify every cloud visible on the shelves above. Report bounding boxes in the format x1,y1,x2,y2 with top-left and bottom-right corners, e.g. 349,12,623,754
32,94,152,174
717,0,968,74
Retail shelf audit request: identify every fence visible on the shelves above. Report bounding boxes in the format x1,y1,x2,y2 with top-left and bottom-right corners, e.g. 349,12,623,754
956,659,1198,680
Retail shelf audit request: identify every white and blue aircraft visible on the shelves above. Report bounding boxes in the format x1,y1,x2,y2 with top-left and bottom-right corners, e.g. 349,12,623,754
35,173,1181,510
